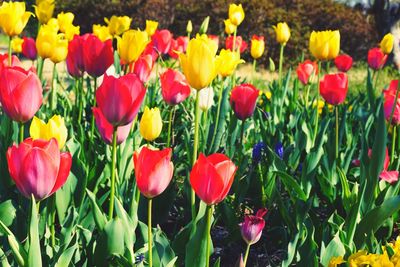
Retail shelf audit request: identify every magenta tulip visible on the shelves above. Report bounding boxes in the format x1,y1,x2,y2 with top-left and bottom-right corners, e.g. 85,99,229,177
230,84,259,120
22,37,37,60
240,208,268,245
83,34,114,77
160,68,191,105
319,73,348,105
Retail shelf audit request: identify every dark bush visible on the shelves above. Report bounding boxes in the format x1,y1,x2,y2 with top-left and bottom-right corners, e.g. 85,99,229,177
56,0,378,65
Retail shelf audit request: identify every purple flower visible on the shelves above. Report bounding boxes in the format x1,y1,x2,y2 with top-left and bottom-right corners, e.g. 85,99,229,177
275,141,284,159
252,142,265,163
239,208,268,245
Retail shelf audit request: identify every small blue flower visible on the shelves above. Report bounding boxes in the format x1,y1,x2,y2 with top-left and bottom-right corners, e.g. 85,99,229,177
252,142,265,163
135,253,145,264
297,163,303,173
275,142,284,159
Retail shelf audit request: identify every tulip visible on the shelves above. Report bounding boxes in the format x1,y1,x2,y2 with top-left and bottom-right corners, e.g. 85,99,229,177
34,0,54,24
187,20,193,34
250,35,265,59
380,33,394,54
334,54,353,72
105,15,131,36
82,34,114,77
139,106,163,141
366,148,399,184
225,36,248,53
0,53,22,70
228,3,245,26
7,138,72,200
168,36,189,59
29,115,68,149
383,80,400,125
179,34,219,90
92,24,112,42
224,19,236,35
216,49,244,77
240,208,267,245
22,37,37,60
133,146,174,198
198,87,215,111
143,40,159,62
368,47,387,70
296,60,318,85
49,35,68,64
118,29,149,65
319,73,348,106
46,17,59,32
161,69,191,105
309,30,340,60
96,74,146,127
132,54,154,83
145,20,158,37
0,1,31,36
66,34,85,78
152,29,173,54
230,84,259,121
0,66,42,123
57,12,75,33
273,22,290,45
64,24,80,41
11,37,23,53
36,24,59,59
92,108,132,145
208,35,219,49
190,153,237,205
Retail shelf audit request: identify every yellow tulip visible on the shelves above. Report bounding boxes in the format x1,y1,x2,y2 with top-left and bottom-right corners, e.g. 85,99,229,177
145,20,158,36
380,33,394,54
309,30,340,60
64,24,80,41
224,19,236,35
34,0,54,24
179,34,219,90
93,24,112,42
105,15,131,36
0,1,31,36
11,37,23,53
50,35,68,63
36,24,58,59
117,29,149,64
57,12,74,33
30,115,68,149
216,49,244,77
228,3,245,26
139,106,163,141
273,22,290,45
47,17,59,32
251,36,265,59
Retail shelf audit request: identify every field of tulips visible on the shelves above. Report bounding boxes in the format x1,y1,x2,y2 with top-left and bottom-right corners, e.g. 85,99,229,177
1,1,400,267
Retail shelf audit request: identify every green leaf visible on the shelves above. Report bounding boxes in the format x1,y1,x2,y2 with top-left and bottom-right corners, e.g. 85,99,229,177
86,189,107,231
0,247,11,267
27,196,42,267
0,200,16,230
320,232,345,267
273,170,307,201
54,242,77,267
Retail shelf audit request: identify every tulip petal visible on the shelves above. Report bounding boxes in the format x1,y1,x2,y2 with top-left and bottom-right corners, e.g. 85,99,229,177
380,170,399,184
50,152,72,194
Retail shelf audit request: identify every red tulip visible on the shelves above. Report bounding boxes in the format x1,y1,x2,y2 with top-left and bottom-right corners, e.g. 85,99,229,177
22,37,37,60
368,47,387,70
0,66,42,123
92,107,132,145
133,147,174,198
208,35,219,49
296,60,318,85
225,36,248,53
82,34,114,77
230,84,259,120
383,80,400,125
319,73,348,105
160,68,191,105
7,138,72,200
240,208,268,245
168,36,189,59
130,54,154,83
96,73,146,126
142,40,159,62
190,153,237,205
0,53,22,70
334,54,353,72
152,29,173,54
368,148,398,184
66,34,86,78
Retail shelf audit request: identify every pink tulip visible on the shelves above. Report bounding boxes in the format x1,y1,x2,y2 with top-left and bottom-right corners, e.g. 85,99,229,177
296,60,318,85
368,47,387,70
168,36,189,59
230,84,259,120
383,80,400,125
160,68,191,105
22,37,37,60
239,208,268,245
319,73,348,105
152,29,173,54
132,54,154,83
82,34,114,77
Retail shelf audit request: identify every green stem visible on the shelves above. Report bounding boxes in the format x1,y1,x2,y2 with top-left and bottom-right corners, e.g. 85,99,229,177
167,105,175,147
205,205,212,267
252,59,257,80
392,125,397,165
37,57,44,81
335,105,339,162
243,244,251,267
233,28,237,52
239,120,245,146
90,78,97,142
191,91,201,220
108,127,118,220
8,36,12,66
209,81,224,150
313,61,322,144
51,63,57,110
374,69,381,91
258,164,266,206
304,84,311,109
148,198,153,267
278,44,285,88
78,76,84,124
19,123,24,143
50,196,56,249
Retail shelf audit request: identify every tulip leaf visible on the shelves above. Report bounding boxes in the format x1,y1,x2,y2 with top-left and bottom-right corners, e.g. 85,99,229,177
273,170,307,201
0,247,11,267
54,241,78,267
86,189,107,231
114,198,136,263
320,231,345,267
27,195,42,267
0,200,16,230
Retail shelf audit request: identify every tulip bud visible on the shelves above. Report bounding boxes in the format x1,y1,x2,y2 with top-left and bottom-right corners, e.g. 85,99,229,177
269,57,275,72
250,35,265,59
34,0,55,24
239,208,268,245
296,60,318,85
273,22,290,45
145,20,158,37
199,16,210,34
30,115,68,149
0,1,31,36
197,87,215,111
22,37,37,60
334,54,353,72
368,47,387,70
186,20,193,34
11,37,23,53
380,33,394,54
216,49,244,77
224,19,236,35
228,3,245,26
139,106,163,141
